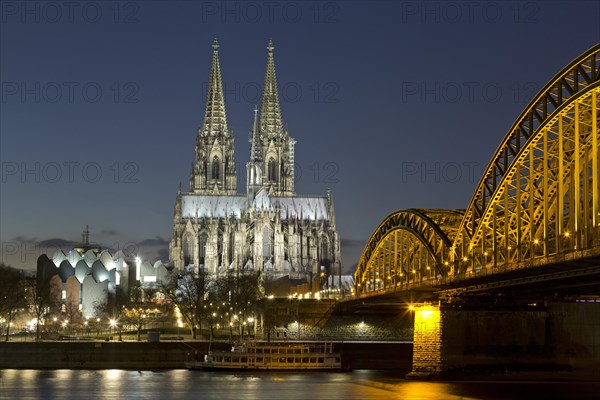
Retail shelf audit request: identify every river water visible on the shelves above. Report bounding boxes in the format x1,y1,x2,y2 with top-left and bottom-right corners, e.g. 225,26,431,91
1,369,599,400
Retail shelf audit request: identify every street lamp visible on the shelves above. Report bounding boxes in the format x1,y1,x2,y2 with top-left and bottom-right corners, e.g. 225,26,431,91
109,319,116,340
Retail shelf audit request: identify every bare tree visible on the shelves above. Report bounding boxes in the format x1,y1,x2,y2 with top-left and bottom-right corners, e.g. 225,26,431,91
214,271,263,340
0,264,27,341
94,289,128,340
62,301,83,335
160,268,208,340
25,276,58,341
121,285,159,341
214,272,236,341
235,272,263,338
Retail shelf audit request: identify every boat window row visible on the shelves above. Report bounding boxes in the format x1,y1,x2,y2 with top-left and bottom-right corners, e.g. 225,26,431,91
211,356,340,364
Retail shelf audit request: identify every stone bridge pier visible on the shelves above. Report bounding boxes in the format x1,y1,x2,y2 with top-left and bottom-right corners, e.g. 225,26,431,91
407,302,600,379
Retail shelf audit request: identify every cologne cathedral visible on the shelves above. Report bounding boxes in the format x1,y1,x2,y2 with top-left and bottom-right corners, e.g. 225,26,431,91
169,39,341,286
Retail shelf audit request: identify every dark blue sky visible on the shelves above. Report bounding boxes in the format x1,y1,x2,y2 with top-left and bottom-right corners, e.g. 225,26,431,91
1,0,599,272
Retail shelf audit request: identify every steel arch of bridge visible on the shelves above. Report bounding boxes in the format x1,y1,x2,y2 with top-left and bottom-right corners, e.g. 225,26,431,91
355,43,600,297
354,209,463,295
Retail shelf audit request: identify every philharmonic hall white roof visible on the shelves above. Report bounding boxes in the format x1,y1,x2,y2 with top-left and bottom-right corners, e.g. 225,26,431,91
181,193,330,221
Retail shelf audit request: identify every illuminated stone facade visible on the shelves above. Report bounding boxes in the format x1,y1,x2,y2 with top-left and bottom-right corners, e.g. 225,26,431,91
169,40,341,284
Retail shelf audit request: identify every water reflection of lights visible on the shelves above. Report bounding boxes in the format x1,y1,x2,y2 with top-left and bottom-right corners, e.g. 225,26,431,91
104,369,124,382
394,382,479,400
98,369,125,397
55,369,74,381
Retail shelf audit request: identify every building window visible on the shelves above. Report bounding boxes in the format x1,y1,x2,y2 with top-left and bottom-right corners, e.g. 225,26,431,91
267,158,277,182
212,156,220,180
217,231,223,268
199,233,208,268
183,234,195,266
263,226,273,259
320,237,330,269
320,238,328,260
228,233,235,267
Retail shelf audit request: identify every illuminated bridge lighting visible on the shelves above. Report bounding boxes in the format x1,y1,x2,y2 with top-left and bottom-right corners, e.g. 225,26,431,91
354,44,600,297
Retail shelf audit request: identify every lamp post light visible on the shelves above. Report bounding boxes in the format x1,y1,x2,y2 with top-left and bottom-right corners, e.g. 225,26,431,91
247,317,254,338
109,319,116,340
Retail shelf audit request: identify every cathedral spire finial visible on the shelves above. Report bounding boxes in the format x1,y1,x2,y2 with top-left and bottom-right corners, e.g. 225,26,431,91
247,104,263,196
259,39,282,136
250,105,262,161
213,37,219,51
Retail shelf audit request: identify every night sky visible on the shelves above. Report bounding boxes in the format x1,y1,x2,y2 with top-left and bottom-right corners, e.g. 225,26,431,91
1,1,599,273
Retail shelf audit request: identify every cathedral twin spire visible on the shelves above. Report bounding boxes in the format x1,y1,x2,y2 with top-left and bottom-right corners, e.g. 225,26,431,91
259,39,283,137
190,38,294,197
189,38,236,195
201,38,228,137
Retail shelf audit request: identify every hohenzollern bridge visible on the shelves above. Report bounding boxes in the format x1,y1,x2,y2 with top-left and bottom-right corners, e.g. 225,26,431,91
351,43,600,378
354,44,600,304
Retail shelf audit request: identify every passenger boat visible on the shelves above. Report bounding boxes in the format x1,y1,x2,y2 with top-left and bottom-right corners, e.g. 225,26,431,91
185,342,343,370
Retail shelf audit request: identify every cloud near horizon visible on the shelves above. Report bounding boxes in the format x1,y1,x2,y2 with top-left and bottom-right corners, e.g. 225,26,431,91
340,238,366,248
1,235,170,271
340,238,365,275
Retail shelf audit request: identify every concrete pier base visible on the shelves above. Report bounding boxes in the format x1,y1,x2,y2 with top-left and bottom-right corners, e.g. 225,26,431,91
408,302,600,380
406,304,444,379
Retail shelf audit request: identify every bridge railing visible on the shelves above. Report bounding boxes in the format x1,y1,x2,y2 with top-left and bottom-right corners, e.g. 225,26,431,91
354,245,600,299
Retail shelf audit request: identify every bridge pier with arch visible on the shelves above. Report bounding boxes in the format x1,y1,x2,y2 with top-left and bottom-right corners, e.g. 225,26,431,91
352,44,600,378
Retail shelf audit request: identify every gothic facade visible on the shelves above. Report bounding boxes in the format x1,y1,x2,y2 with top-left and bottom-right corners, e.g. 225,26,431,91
169,40,341,284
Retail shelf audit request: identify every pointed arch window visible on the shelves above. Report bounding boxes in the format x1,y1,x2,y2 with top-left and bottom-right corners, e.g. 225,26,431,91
183,233,195,266
267,158,277,182
228,232,235,267
263,226,273,259
320,236,330,269
217,230,223,268
212,156,220,180
198,233,208,269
